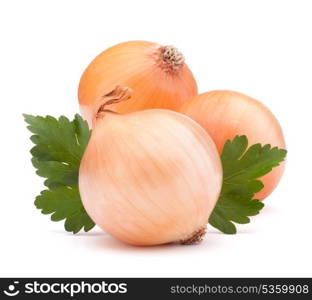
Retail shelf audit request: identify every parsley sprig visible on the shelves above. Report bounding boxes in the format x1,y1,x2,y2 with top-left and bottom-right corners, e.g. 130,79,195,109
24,114,95,233
209,136,286,234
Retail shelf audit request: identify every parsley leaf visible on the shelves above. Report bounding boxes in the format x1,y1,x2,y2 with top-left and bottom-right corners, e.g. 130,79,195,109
209,135,287,234
24,114,95,233
35,185,94,233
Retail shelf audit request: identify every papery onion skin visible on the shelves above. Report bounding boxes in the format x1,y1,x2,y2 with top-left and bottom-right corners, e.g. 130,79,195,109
179,90,286,200
78,41,197,127
79,106,222,246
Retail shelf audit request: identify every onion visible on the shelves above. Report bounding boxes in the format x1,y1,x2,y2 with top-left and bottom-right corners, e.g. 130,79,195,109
79,86,222,246
179,90,286,200
78,41,197,127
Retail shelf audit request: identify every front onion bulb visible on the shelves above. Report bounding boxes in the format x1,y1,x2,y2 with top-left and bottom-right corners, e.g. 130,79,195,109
78,40,197,128
79,86,222,246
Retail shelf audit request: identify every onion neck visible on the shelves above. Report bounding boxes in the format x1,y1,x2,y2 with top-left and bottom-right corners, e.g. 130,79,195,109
156,45,185,73
96,86,132,118
180,225,206,245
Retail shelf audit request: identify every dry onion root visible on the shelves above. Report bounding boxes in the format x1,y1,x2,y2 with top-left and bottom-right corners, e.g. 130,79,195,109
180,90,286,200
79,86,222,246
78,41,197,128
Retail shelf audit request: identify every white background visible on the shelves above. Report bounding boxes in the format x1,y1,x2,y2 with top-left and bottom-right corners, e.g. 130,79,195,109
0,0,311,277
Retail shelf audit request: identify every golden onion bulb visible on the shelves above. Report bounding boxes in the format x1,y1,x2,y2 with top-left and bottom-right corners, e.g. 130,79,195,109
79,87,222,246
180,90,286,200
78,41,197,127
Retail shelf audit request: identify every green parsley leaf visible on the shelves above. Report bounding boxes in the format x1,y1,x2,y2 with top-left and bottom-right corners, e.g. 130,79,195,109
24,114,95,233
35,185,94,233
209,135,287,234
24,114,90,186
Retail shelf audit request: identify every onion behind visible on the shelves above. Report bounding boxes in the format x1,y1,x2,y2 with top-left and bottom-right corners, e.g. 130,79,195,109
180,90,286,200
78,41,197,127
79,87,222,246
